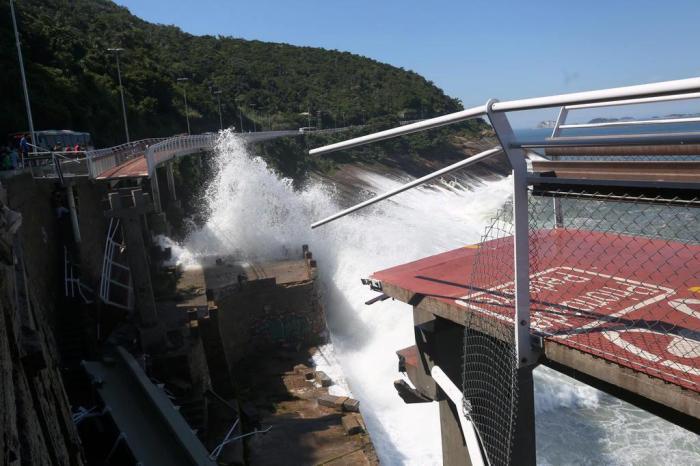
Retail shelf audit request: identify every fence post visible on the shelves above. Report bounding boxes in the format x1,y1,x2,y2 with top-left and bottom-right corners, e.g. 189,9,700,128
486,100,538,466
486,100,536,367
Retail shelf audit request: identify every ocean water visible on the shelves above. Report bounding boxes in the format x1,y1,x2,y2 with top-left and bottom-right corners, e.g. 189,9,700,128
171,131,699,465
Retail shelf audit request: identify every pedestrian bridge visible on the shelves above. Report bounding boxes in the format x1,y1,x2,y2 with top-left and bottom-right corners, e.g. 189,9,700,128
29,128,349,182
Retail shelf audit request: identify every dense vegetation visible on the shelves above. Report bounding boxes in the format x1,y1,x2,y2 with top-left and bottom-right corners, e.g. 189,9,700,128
1,0,486,152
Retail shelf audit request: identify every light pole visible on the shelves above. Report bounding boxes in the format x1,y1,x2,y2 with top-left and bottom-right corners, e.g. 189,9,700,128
177,77,190,134
107,47,130,142
10,0,36,158
250,104,257,132
213,90,223,131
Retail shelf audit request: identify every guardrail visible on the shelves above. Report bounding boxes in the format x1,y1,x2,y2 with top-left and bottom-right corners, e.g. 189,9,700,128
27,151,89,180
86,138,166,178
145,133,218,177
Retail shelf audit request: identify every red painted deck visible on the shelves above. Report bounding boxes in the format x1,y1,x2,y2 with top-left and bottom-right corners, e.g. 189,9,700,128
372,229,700,393
95,154,148,180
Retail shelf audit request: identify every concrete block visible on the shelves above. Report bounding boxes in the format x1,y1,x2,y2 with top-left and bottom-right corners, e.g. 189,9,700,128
342,398,360,412
318,394,348,410
315,371,332,387
341,415,364,435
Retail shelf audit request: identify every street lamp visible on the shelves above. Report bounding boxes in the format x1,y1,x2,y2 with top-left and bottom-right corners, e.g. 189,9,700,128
107,47,130,142
249,103,257,132
213,90,223,131
10,0,36,159
177,77,190,134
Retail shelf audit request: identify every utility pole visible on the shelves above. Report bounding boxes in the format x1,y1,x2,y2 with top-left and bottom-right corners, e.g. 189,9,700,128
250,104,257,132
107,47,130,142
177,77,190,134
214,90,223,130
10,0,36,157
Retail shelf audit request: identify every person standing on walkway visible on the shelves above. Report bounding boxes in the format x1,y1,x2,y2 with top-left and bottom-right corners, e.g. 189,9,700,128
19,134,30,167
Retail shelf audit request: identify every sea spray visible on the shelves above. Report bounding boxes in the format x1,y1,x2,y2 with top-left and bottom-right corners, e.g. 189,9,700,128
173,131,699,465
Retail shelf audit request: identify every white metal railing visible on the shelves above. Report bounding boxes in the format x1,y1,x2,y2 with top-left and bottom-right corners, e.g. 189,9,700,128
86,138,166,178
550,90,700,138
145,134,219,176
308,76,700,370
27,151,89,179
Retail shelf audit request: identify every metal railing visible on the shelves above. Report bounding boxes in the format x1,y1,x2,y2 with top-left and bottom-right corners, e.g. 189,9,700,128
309,77,700,465
27,151,90,180
309,76,700,367
145,133,218,176
86,138,166,178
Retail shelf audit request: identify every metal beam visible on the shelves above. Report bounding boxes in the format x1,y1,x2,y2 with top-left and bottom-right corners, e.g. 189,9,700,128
309,105,488,156
486,100,536,368
565,91,700,110
514,132,700,149
310,146,502,228
431,365,486,466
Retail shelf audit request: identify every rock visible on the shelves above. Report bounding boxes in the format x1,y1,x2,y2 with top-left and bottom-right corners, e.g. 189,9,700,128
318,394,347,410
341,415,364,435
315,371,332,387
342,398,360,413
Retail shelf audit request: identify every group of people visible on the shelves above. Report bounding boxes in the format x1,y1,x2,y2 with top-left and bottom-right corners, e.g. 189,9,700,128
0,133,86,171
1,133,30,170
0,146,20,170
51,142,82,152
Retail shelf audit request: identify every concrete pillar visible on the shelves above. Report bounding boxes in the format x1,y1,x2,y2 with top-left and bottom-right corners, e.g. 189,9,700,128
414,311,537,466
151,169,162,213
65,184,81,244
166,162,177,202
432,317,472,466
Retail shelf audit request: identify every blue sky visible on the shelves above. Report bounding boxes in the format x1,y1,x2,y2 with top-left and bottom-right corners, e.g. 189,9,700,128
114,0,700,127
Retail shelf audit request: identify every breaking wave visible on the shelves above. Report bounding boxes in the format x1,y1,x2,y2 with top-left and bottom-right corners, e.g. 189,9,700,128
173,131,698,465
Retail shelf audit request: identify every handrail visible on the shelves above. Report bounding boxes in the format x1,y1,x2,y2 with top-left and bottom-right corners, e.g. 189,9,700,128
309,106,488,155
310,77,700,156
564,91,700,110
311,146,502,228
558,116,700,130
145,133,218,176
86,138,166,178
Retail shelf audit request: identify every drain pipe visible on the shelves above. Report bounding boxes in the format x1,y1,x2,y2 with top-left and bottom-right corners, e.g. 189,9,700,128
66,184,81,244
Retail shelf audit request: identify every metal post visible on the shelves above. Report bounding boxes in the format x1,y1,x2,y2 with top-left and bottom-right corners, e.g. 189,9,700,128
66,184,82,244
238,109,244,133
166,162,177,202
177,77,190,134
550,107,567,228
214,90,223,130
486,100,536,367
10,0,36,159
108,48,130,142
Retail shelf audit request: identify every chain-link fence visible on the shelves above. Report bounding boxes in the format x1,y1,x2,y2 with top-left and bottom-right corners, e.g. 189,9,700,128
528,190,700,391
459,189,699,465
460,200,519,466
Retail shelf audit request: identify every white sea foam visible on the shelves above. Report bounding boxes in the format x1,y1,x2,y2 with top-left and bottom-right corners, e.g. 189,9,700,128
174,131,699,465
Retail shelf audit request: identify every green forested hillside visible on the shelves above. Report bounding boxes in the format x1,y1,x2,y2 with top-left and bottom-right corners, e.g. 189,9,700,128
1,0,480,148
